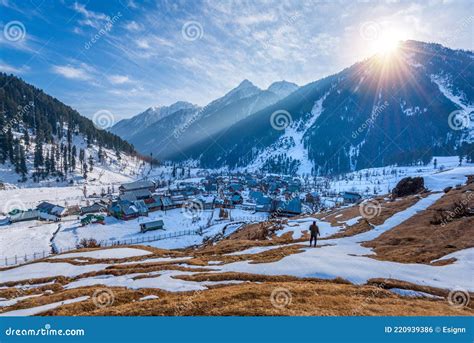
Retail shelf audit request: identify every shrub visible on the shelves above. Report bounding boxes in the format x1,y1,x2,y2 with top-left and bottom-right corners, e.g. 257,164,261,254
76,238,100,249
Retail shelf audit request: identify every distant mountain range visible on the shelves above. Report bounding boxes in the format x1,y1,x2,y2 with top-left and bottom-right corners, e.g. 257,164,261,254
110,80,299,160
113,40,473,175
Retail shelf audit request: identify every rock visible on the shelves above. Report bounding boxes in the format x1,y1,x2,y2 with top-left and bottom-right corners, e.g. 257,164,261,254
443,186,453,193
392,177,426,198
466,175,474,185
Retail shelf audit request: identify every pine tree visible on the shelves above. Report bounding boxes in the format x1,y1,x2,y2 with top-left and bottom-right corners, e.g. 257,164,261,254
50,146,56,173
6,128,14,163
23,129,30,146
63,148,68,176
34,140,44,170
19,145,27,178
98,146,103,163
13,139,20,173
83,162,88,179
88,155,94,172
79,148,85,171
71,145,77,172
45,150,51,175
0,127,6,163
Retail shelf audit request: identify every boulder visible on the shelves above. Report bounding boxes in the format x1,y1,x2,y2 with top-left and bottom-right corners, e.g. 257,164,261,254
392,177,426,198
466,175,474,185
443,186,453,193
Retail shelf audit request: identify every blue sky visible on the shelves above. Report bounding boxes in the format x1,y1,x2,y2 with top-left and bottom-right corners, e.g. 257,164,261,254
1,0,473,122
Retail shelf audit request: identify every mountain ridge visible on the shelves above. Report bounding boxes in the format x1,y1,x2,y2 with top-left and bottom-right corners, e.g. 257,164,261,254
150,40,474,175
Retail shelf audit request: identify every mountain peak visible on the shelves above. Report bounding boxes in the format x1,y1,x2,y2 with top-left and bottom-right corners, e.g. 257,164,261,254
267,80,299,98
237,79,256,89
219,79,261,103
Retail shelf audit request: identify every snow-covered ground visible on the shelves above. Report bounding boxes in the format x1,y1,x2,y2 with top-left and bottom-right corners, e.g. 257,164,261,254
0,207,268,264
1,156,472,266
2,191,471,297
217,193,473,291
50,247,152,260
326,156,473,197
0,221,59,261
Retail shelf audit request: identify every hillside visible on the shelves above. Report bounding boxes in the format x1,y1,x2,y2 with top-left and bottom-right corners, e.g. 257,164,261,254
0,73,141,185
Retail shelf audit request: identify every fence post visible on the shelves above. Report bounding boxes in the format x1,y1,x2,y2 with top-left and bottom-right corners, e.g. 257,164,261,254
15,255,17,264
4,257,7,266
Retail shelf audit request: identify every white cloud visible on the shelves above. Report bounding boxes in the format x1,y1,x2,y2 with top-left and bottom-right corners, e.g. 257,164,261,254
72,1,110,29
108,74,132,85
136,38,151,49
234,13,277,26
124,21,142,32
52,64,92,80
0,61,29,74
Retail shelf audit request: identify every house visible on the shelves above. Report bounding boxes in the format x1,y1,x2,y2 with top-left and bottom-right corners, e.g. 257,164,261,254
119,189,152,202
80,202,107,215
230,193,243,205
140,220,165,233
255,196,272,212
144,196,162,212
119,180,155,194
36,201,67,217
134,200,149,216
80,214,105,226
228,183,244,192
241,201,256,211
195,196,215,210
249,191,265,202
10,209,41,223
341,191,362,204
271,198,302,217
286,183,300,193
204,183,217,192
161,196,177,210
108,200,140,220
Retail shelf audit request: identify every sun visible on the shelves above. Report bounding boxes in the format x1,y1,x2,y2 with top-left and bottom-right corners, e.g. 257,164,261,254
372,30,405,56
374,37,400,55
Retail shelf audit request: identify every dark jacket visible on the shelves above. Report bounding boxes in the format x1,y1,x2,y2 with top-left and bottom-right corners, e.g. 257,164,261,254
309,223,319,236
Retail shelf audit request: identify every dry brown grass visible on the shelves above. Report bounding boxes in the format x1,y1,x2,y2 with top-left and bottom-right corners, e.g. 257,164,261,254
368,278,474,309
325,195,425,239
363,185,474,264
29,280,473,316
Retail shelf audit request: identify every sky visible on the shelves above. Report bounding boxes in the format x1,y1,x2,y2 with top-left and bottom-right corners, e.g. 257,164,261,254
1,0,473,123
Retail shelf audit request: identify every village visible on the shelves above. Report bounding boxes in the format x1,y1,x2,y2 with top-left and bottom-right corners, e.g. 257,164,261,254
1,156,471,266
1,170,365,232
0,167,372,264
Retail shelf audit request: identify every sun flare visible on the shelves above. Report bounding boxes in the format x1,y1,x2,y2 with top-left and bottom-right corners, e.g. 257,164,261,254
374,37,400,54
370,29,407,56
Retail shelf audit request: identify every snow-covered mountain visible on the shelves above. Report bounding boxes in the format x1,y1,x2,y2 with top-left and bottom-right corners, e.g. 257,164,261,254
115,79,300,159
267,80,299,99
109,101,199,141
158,40,473,175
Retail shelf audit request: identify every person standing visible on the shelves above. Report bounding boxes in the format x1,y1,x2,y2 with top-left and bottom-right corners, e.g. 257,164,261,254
309,221,320,247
